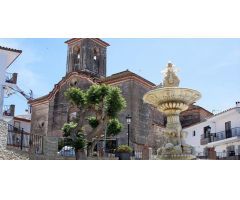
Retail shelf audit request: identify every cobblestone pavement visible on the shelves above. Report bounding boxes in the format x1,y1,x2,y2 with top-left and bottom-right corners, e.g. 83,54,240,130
0,120,29,160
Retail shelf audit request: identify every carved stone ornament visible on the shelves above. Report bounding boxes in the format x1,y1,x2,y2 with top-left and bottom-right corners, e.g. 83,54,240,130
162,62,180,87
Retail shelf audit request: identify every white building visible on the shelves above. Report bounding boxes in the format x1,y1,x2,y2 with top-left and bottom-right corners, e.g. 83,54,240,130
9,114,31,133
184,102,240,159
0,46,22,120
7,113,31,149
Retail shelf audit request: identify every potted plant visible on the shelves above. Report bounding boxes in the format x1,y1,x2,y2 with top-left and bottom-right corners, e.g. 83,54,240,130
116,145,133,160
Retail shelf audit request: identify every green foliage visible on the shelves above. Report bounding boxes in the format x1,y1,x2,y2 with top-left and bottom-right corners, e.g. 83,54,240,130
65,87,86,107
117,145,133,153
107,118,122,136
62,122,78,137
87,116,99,128
105,87,126,118
63,84,126,147
86,84,110,105
73,133,87,150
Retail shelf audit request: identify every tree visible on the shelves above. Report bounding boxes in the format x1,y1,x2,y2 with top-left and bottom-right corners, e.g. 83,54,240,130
62,84,126,159
62,122,87,159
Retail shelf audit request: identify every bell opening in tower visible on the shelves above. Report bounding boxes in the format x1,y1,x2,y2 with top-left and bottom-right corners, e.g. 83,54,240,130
65,38,109,78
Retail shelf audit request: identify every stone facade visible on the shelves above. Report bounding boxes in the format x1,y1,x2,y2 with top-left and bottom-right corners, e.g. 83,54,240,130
0,120,29,160
29,38,213,157
180,104,213,128
104,77,165,146
66,38,108,77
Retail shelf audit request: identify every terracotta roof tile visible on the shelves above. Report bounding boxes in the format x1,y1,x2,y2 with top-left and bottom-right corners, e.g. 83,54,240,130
0,46,22,53
65,38,110,47
101,70,156,87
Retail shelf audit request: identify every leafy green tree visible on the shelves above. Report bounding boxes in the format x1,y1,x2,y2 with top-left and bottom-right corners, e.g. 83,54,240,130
62,84,126,159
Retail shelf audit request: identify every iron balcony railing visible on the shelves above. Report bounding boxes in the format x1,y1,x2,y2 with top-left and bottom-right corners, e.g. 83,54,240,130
7,124,44,154
200,127,240,145
7,124,30,150
5,72,18,84
196,150,240,160
200,137,210,145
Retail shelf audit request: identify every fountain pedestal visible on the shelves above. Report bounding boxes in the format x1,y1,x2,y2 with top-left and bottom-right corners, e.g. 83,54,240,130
143,63,201,160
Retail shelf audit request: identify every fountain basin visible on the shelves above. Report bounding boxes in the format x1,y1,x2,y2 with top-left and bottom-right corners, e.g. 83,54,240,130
143,87,201,113
142,62,202,159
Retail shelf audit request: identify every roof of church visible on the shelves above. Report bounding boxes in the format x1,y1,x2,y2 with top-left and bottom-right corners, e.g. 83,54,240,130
65,38,110,47
0,46,22,53
29,70,156,105
183,104,213,116
29,71,99,105
102,70,156,88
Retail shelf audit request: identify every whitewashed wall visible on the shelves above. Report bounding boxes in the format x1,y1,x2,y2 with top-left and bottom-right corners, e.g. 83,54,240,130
0,49,21,119
8,118,31,133
184,107,240,154
0,52,7,119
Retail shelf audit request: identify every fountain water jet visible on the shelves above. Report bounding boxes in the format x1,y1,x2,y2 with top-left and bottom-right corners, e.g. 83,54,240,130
143,62,201,159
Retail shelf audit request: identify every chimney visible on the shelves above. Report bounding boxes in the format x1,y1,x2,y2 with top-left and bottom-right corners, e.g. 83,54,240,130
236,101,240,107
9,104,15,116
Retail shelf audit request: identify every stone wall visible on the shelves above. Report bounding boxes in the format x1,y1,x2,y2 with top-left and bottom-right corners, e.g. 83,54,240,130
0,120,29,160
47,75,94,137
180,105,213,128
109,80,165,147
28,136,59,160
31,102,49,136
67,39,107,77
0,120,7,149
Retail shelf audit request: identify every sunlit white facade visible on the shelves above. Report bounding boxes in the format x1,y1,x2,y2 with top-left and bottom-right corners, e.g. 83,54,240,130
0,46,22,120
184,102,240,159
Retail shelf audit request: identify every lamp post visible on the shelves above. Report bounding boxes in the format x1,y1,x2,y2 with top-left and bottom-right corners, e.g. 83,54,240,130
126,114,132,146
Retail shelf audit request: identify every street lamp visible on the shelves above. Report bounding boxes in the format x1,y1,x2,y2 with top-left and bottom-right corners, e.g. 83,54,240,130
126,114,132,146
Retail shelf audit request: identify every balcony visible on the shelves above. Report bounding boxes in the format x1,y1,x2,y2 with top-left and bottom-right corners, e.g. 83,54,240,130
5,73,18,84
3,105,15,117
200,137,210,145
200,127,240,145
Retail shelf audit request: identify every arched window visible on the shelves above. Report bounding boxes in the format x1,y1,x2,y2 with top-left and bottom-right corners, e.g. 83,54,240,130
73,46,80,71
93,48,100,74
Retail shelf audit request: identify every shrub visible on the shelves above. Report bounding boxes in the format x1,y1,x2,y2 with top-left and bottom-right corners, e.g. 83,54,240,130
87,116,99,128
62,122,78,137
107,118,122,136
116,145,133,153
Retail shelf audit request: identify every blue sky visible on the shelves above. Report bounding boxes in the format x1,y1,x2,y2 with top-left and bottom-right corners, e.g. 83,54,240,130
1,38,240,115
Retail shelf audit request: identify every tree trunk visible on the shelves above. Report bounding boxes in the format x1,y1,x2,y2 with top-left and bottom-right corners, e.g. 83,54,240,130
75,149,87,160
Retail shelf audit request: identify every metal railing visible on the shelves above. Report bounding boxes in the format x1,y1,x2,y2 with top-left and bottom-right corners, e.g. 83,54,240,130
200,127,240,144
5,73,18,84
196,150,240,160
29,134,44,154
216,149,240,160
200,137,210,145
7,124,44,154
7,124,30,151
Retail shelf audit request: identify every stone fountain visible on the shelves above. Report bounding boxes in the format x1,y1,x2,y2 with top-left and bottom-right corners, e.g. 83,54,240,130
143,62,201,159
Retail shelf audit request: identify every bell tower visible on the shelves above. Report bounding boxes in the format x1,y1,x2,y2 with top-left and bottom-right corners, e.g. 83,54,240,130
65,38,109,77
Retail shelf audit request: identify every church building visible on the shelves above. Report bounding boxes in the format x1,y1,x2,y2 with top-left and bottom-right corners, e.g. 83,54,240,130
29,38,213,153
